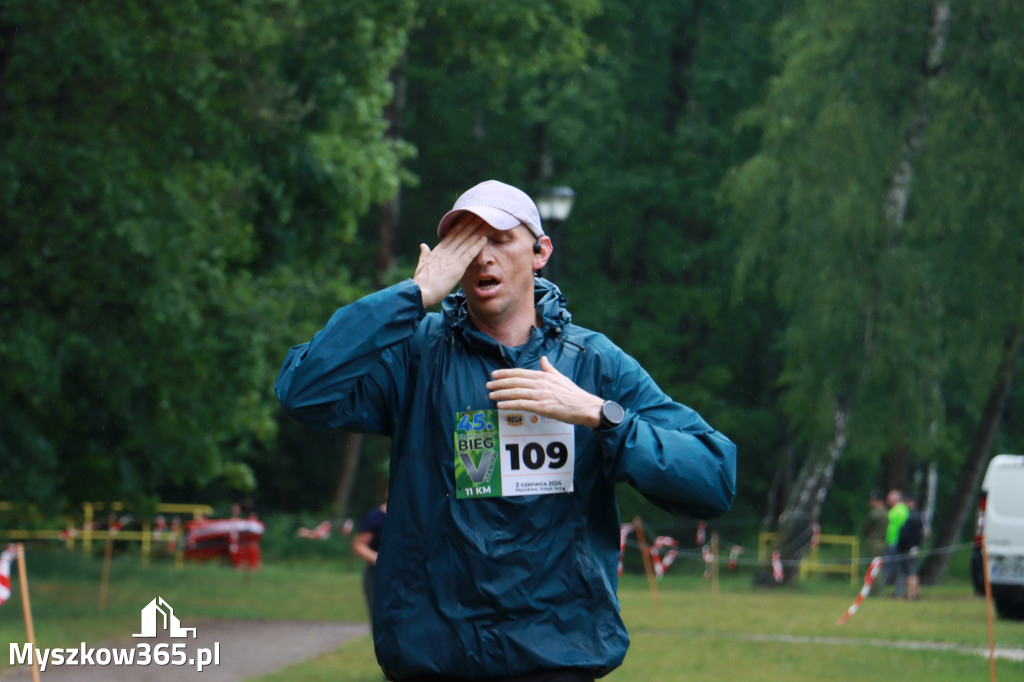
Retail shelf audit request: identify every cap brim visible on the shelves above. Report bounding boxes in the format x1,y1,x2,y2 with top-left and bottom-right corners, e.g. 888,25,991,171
437,206,523,238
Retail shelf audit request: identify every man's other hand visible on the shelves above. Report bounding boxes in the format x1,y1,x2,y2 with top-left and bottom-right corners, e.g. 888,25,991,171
487,356,604,429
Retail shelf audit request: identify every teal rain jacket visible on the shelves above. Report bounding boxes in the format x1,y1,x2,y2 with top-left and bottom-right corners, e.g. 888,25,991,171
275,277,736,680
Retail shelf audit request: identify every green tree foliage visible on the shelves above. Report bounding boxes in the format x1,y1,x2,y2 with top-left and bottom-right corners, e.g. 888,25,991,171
0,0,414,506
274,0,790,522
543,0,789,523
6,0,1021,561
262,0,604,516
723,0,1024,565
725,0,947,465
398,0,600,226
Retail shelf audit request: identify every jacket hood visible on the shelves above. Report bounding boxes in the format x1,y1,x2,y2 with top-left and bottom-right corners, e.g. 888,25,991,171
441,275,572,337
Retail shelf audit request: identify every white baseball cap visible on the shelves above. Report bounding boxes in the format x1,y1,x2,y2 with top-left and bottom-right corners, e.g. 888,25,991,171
436,180,544,239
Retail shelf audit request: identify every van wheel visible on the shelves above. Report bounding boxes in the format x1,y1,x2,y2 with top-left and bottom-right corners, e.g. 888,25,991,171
993,591,1024,620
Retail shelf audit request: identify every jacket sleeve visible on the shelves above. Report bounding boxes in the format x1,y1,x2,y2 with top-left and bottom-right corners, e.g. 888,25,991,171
596,344,737,520
274,279,425,434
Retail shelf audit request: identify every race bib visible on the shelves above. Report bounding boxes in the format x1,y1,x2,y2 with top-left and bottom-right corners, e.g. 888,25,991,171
453,409,575,499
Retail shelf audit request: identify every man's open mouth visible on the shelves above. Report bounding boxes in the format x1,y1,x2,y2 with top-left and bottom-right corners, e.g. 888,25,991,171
478,277,500,291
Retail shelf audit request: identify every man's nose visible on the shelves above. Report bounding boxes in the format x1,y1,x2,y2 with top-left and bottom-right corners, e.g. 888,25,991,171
474,241,496,265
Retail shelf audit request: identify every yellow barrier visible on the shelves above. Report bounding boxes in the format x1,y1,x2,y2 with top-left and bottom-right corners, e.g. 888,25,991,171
758,531,860,586
1,501,214,568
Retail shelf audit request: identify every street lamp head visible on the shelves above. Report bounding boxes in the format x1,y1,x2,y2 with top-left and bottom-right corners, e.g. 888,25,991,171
535,186,576,223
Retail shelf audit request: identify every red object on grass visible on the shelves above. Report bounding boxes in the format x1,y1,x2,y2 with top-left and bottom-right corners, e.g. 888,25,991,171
185,518,264,569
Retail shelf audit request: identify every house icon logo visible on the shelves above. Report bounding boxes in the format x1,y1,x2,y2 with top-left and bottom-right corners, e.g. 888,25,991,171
132,596,197,638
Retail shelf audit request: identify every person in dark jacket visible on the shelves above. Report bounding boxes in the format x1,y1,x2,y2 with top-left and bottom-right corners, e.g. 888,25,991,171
275,179,737,681
352,493,387,624
896,493,924,601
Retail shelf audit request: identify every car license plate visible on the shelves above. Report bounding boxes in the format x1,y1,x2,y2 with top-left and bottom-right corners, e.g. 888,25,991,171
989,559,1024,580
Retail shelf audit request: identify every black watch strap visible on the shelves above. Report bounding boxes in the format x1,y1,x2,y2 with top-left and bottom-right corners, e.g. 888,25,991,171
598,400,625,430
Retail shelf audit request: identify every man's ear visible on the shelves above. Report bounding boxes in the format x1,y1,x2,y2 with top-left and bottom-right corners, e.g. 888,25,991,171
533,236,553,271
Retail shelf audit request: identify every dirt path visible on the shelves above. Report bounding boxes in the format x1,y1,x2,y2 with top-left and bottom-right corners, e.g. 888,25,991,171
3,620,369,681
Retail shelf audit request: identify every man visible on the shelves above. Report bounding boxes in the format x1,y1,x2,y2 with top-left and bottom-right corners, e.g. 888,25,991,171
896,493,923,600
862,490,888,595
862,491,888,559
352,492,387,624
883,489,909,597
275,179,737,681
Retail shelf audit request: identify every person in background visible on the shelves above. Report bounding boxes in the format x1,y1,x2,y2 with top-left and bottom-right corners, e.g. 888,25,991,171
883,489,909,597
896,492,923,601
862,490,888,595
352,494,387,624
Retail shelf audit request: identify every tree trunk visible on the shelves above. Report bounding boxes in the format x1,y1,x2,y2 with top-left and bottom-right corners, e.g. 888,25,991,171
755,404,848,585
883,445,911,490
761,443,795,530
882,1,950,229
332,432,365,519
922,462,938,537
919,327,1022,585
665,0,702,136
376,62,406,284
376,193,401,282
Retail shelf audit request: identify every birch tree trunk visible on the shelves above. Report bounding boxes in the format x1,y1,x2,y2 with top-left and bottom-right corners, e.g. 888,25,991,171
756,405,848,585
882,2,949,230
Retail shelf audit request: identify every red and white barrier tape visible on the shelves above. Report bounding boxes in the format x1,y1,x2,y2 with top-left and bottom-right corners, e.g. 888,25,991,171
0,544,17,606
109,514,133,535
651,536,679,580
169,516,181,552
701,544,714,579
153,515,167,541
835,556,883,625
728,545,744,571
298,520,332,540
618,522,635,576
60,522,97,540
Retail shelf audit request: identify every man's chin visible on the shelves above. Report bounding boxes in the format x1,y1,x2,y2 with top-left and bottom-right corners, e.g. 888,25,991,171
465,297,513,324
466,298,503,319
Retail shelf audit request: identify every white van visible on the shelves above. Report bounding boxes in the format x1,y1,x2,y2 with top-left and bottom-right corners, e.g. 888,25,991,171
972,454,1024,620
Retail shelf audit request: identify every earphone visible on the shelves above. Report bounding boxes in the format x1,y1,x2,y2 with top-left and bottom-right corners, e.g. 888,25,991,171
533,240,542,255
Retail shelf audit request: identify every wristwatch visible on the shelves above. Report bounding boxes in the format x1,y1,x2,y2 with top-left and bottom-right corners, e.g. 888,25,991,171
598,400,625,430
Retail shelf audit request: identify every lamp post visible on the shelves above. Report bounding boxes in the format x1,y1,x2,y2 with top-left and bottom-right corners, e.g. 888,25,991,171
534,186,576,283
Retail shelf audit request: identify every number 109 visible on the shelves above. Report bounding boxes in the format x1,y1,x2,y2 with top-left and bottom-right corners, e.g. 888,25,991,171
505,441,568,470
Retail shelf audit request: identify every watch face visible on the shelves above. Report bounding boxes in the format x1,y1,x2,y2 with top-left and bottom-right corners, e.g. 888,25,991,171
603,401,625,425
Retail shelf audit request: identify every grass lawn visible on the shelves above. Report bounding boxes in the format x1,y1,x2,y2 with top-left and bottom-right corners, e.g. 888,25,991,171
254,572,1024,682
0,548,366,677
2,547,1022,681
